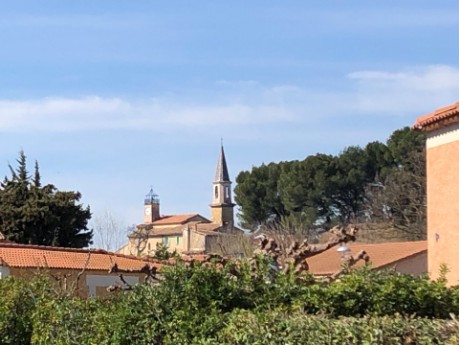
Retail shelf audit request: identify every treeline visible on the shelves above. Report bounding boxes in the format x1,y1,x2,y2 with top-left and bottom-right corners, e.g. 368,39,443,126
1,262,459,344
235,127,426,239
0,151,92,247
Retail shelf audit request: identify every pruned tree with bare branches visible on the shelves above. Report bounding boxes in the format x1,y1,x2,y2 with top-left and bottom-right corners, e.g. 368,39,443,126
252,224,367,278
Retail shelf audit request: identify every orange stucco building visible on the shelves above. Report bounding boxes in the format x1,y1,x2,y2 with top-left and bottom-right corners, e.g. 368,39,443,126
414,102,459,284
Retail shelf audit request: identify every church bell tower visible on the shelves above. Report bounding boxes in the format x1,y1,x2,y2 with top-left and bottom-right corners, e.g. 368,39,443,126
144,187,160,223
210,145,235,225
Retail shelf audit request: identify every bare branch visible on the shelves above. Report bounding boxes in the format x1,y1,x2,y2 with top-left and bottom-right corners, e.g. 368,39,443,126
325,250,370,282
76,252,91,289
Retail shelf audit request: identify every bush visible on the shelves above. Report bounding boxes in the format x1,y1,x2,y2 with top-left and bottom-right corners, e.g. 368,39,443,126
217,309,459,345
0,275,52,345
2,264,459,344
31,297,93,345
0,277,35,345
296,267,459,318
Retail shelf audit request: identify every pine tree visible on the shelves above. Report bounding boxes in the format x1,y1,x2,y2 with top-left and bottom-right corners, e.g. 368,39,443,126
33,161,41,187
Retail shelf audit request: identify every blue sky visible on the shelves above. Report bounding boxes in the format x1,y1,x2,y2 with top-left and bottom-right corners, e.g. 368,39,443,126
1,1,459,246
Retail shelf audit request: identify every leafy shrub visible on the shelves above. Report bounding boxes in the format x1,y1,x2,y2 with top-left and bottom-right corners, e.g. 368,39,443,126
31,296,93,345
0,275,53,345
296,267,459,318
217,309,459,345
0,277,35,345
2,264,459,344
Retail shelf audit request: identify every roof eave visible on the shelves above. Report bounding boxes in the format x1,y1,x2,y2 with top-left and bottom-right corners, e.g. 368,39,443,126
414,103,459,132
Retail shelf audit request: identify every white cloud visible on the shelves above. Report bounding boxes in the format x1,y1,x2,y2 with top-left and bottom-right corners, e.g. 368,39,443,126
2,65,459,134
347,65,459,116
0,96,298,133
215,80,259,87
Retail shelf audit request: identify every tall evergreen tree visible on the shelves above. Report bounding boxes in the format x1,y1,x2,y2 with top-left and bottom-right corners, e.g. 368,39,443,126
234,126,426,240
0,151,93,247
33,160,41,187
365,127,426,239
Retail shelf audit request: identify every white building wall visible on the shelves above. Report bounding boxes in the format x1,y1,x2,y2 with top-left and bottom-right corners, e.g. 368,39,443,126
86,274,139,296
426,121,459,148
0,266,10,279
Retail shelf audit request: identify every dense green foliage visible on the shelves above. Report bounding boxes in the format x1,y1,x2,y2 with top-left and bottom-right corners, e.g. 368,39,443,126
0,151,92,247
218,310,459,345
1,261,459,344
235,127,426,239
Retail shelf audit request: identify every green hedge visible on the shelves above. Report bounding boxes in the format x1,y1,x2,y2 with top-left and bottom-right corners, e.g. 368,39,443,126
217,310,459,345
298,268,459,318
0,277,34,345
1,263,459,344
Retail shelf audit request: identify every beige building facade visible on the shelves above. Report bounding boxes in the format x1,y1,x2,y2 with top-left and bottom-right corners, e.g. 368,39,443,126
414,102,459,285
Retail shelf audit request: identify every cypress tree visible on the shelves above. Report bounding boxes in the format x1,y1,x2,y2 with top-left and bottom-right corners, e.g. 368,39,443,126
0,151,92,247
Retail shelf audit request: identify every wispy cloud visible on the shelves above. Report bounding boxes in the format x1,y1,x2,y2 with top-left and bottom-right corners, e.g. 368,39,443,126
348,65,459,116
260,6,457,39
1,65,459,134
0,96,298,133
0,13,151,30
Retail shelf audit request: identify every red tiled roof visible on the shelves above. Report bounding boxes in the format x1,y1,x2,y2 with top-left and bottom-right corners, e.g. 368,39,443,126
414,102,459,131
151,214,207,226
149,227,184,236
308,241,427,276
189,222,243,233
131,219,224,240
148,223,230,237
0,243,152,271
194,223,222,232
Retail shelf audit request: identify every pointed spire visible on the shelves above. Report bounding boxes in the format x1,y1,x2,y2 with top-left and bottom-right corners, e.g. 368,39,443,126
214,144,230,182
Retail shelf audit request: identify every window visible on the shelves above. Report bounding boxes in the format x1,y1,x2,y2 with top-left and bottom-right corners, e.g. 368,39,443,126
214,186,218,198
176,236,180,244
225,186,230,199
162,237,169,246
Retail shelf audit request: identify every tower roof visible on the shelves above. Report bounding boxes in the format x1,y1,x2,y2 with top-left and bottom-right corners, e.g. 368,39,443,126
144,187,160,205
214,145,230,182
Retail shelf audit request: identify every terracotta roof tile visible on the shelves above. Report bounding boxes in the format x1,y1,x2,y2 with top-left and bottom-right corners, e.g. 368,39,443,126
0,243,152,271
308,241,427,275
195,223,222,232
151,214,207,226
414,102,459,131
132,219,222,239
149,227,184,236
150,223,225,237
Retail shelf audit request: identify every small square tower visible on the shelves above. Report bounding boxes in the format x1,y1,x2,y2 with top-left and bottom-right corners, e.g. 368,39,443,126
144,188,160,223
